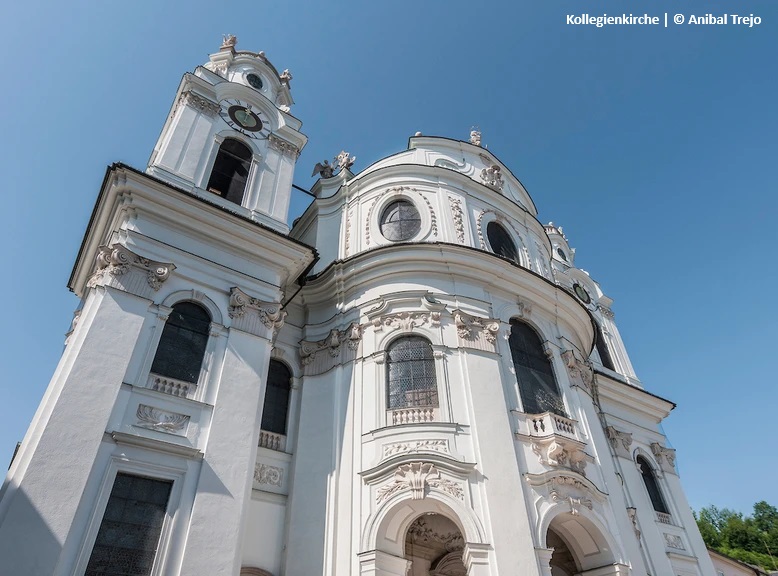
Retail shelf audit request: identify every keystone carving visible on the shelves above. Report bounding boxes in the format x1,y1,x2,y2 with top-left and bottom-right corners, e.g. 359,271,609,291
87,244,175,295
376,462,463,503
550,489,593,516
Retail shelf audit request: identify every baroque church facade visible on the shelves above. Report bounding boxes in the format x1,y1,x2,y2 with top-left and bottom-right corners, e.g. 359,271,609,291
0,38,717,576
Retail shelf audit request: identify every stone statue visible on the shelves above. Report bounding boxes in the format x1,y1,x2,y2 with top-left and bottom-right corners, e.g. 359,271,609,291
335,150,356,171
312,160,335,179
221,34,237,50
280,69,293,84
469,128,482,147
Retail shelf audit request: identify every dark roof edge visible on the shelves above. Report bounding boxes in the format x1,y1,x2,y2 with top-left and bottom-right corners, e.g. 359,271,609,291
595,369,677,410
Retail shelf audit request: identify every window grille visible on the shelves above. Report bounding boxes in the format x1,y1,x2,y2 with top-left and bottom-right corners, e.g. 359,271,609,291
387,336,438,409
261,360,291,435
85,473,173,576
486,221,519,264
206,138,252,205
637,456,670,514
380,200,421,241
509,319,566,416
150,302,210,384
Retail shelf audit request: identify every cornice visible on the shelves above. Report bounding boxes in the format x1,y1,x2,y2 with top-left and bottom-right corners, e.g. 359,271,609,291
596,373,675,422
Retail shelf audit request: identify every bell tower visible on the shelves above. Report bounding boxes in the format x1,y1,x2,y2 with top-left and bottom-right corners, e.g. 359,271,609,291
0,37,315,575
147,35,306,233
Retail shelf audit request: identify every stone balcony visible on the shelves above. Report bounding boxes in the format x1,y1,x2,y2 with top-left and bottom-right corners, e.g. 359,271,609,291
259,430,287,452
388,407,437,425
147,373,197,399
514,411,591,477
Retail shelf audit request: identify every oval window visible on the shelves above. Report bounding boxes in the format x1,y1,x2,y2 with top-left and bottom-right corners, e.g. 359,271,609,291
380,200,421,241
486,221,519,263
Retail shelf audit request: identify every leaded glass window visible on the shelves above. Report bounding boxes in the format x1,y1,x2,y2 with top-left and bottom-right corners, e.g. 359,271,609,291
637,456,669,514
387,336,438,409
150,302,210,384
85,473,173,576
509,319,566,416
486,221,519,263
206,138,252,205
261,360,291,435
379,200,421,241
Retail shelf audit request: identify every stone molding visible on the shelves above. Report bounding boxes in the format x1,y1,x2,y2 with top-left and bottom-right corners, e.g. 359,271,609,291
178,90,220,117
480,164,504,191
530,435,589,476
228,287,285,337
561,349,594,394
605,426,633,459
382,440,449,460
268,134,300,158
376,462,464,503
254,463,283,487
371,311,441,332
299,323,362,375
627,507,641,540
525,470,608,503
448,197,466,244
650,442,677,474
135,404,190,435
407,517,464,552
663,532,685,550
87,244,175,298
550,488,593,516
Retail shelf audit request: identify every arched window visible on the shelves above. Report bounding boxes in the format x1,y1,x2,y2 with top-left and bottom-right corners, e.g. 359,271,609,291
150,302,211,384
206,138,252,205
509,319,566,416
637,456,669,514
595,324,616,371
387,336,438,409
261,360,292,435
486,221,519,263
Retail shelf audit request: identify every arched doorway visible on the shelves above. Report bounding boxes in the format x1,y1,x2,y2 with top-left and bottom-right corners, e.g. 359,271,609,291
543,512,629,576
405,514,466,576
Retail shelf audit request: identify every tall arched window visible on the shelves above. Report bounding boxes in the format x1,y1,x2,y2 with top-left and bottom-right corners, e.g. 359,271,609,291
595,324,616,371
150,302,211,384
509,319,566,416
387,336,438,409
637,456,669,514
486,221,519,264
261,360,292,435
206,138,252,205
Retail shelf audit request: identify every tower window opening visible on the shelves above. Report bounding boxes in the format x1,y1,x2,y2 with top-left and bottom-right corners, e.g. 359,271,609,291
261,360,292,435
595,324,616,371
509,319,566,416
380,200,421,241
387,336,438,409
206,138,252,205
637,456,670,514
486,221,520,263
150,302,211,384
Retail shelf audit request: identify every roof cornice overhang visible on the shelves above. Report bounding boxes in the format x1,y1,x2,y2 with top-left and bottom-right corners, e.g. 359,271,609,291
68,163,316,297
595,371,675,422
303,242,596,353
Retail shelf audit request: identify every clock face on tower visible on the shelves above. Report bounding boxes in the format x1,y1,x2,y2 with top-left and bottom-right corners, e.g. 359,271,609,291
218,99,269,139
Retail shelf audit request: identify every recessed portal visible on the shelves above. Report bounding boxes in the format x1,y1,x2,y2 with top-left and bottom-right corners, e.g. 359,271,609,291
405,514,466,576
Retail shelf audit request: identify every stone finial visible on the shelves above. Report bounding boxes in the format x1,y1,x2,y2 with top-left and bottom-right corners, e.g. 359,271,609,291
469,128,482,146
221,34,237,50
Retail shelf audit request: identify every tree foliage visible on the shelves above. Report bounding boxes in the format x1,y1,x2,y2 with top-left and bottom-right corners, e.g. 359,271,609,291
695,501,778,573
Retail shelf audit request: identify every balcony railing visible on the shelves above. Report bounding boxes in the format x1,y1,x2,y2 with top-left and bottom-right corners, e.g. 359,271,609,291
389,407,437,425
259,430,286,452
147,373,197,399
656,511,673,525
522,411,578,441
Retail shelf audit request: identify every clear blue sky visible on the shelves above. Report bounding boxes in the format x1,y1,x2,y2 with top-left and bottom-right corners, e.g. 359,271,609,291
1,1,775,516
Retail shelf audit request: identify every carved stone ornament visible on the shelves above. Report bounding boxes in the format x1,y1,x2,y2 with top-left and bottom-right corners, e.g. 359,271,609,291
87,244,175,295
448,197,466,244
598,304,615,319
531,436,589,476
663,533,685,550
469,129,481,147
627,507,641,540
268,134,300,158
279,69,293,84
453,310,499,344
382,440,449,459
372,311,441,332
605,426,633,458
299,323,363,366
407,516,465,552
135,404,190,434
178,90,220,117
254,463,283,487
480,164,504,191
335,150,356,171
228,287,286,336
376,462,464,503
561,350,594,393
311,160,335,179
550,489,593,516
651,443,677,474
221,34,237,50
